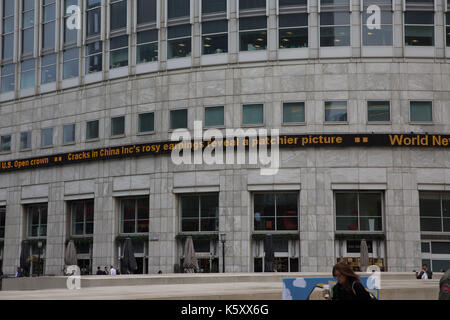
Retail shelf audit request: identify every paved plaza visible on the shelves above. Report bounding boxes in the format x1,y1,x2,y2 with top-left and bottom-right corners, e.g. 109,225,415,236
0,273,443,300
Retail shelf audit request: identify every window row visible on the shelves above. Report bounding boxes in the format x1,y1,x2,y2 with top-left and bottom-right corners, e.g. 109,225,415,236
4,190,448,239
2,1,450,94
0,100,437,153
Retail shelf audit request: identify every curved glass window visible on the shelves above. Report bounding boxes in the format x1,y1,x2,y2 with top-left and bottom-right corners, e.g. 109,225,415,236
279,13,308,49
239,16,267,51
320,12,350,47
405,11,434,46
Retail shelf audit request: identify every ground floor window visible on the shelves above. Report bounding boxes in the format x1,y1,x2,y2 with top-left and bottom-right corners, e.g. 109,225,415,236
117,240,148,274
74,240,93,275
335,239,385,271
253,238,299,272
178,237,219,273
29,241,46,276
421,241,450,272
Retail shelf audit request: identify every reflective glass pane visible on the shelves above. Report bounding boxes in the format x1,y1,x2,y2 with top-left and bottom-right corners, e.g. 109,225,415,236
279,13,308,28
43,3,55,21
362,25,393,46
3,0,14,16
254,194,275,217
431,242,450,255
405,11,434,25
405,26,434,46
336,193,358,216
359,193,382,217
168,0,190,19
137,42,158,63
277,217,298,230
283,102,305,123
137,198,149,220
240,30,267,51
420,218,442,232
87,7,101,36
3,16,14,33
419,193,441,217
203,20,228,34
20,131,32,149
23,10,35,28
86,54,102,73
138,113,154,132
204,106,224,126
64,17,78,43
325,101,347,121
276,193,298,217
336,217,359,231
243,104,263,124
111,116,125,136
320,26,350,46
239,16,267,31
368,101,390,121
320,12,350,26
63,60,79,79
110,48,128,68
203,34,228,54
63,124,75,143
20,69,36,89
280,28,308,48
110,0,127,30
122,199,136,220
410,101,432,122
181,195,199,219
202,0,226,14
41,64,56,84
137,29,158,44
0,135,11,151
360,217,383,231
22,28,34,54
168,24,191,39
86,120,99,139
2,34,14,60
181,218,198,231
122,220,135,233
137,0,156,24
239,0,266,10
200,217,216,231
280,0,307,5
41,128,53,146
1,74,14,93
43,21,56,49
170,109,188,129
200,194,219,218
193,239,210,253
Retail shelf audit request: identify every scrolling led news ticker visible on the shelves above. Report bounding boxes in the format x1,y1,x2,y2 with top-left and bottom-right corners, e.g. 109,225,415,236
2,133,450,173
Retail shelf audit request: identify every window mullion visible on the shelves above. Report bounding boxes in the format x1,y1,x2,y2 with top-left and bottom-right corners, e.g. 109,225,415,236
198,195,201,232
135,199,138,233
357,193,360,231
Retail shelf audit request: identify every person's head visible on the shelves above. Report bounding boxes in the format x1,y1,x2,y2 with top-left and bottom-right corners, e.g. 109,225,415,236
422,264,428,271
97,266,100,270
158,270,162,274
110,265,114,269
332,263,360,287
104,266,108,269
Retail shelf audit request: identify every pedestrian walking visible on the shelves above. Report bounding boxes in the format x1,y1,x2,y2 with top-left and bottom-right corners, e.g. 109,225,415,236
323,263,373,300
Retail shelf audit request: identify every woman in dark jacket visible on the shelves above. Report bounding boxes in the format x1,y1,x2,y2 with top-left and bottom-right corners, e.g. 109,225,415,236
326,263,373,300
